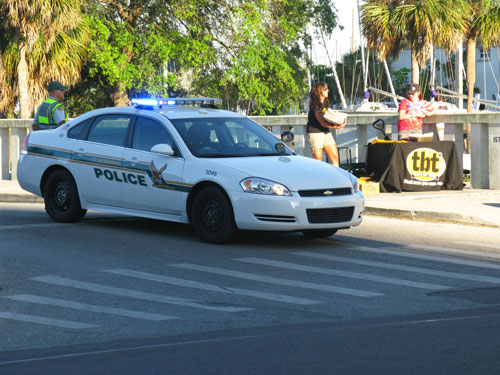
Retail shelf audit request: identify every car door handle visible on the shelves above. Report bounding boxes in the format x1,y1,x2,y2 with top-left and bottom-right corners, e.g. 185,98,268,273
76,148,85,157
127,157,138,166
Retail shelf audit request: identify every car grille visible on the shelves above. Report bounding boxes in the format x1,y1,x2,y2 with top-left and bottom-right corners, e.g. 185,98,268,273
254,214,296,223
298,188,352,197
306,207,354,224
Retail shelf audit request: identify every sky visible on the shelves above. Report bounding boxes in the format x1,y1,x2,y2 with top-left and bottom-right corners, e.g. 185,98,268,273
313,1,360,64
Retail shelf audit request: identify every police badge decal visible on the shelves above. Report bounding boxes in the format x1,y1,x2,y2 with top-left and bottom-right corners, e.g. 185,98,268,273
149,160,167,185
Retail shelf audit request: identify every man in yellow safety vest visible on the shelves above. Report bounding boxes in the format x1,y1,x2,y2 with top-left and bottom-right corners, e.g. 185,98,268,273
32,81,69,131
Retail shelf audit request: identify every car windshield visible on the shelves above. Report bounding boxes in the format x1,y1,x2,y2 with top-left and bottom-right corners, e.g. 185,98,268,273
170,117,293,158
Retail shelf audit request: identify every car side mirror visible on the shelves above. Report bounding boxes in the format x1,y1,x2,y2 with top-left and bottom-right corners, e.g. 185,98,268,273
150,143,175,156
281,130,294,143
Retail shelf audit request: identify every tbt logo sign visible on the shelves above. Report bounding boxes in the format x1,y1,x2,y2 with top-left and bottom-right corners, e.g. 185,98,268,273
406,148,446,182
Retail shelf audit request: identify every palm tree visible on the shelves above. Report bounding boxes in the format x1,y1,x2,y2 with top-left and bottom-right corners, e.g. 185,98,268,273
458,0,500,153
0,9,17,116
361,0,468,85
463,0,500,113
0,0,89,118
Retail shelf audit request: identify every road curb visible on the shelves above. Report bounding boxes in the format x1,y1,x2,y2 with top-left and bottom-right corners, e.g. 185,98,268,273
364,207,500,229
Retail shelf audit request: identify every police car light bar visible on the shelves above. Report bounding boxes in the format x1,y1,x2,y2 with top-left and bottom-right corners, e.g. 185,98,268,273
131,97,223,107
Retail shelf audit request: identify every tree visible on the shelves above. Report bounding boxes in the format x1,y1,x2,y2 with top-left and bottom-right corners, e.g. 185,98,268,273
82,0,325,114
458,0,500,153
392,67,411,97
191,0,311,114
83,0,181,106
0,0,341,116
0,12,16,116
360,0,468,84
0,0,89,118
463,0,500,113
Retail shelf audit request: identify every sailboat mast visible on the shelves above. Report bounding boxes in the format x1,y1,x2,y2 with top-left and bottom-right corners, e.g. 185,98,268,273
430,45,436,90
314,9,347,108
455,41,464,109
357,0,397,107
356,0,367,96
383,60,399,107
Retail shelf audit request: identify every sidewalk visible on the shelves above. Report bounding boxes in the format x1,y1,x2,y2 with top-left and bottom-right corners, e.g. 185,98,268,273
0,180,43,203
1,180,500,228
364,189,500,228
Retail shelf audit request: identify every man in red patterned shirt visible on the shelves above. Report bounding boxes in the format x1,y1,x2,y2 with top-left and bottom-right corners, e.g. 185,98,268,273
398,83,436,140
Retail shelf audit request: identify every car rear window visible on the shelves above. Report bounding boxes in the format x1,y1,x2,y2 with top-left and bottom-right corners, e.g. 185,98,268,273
67,118,93,140
87,115,133,147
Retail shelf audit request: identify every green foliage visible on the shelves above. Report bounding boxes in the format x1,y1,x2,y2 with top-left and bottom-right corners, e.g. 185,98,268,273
361,0,469,74
0,0,90,117
2,0,340,116
171,0,314,114
392,68,411,97
4,0,499,119
65,64,113,117
70,0,318,115
88,17,177,96
313,0,342,36
196,1,306,115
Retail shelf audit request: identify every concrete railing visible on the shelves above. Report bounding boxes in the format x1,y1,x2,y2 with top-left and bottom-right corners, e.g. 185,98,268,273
1,113,500,189
251,112,500,190
0,119,31,181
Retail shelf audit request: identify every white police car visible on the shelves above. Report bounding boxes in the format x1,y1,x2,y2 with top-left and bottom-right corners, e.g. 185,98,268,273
17,98,364,243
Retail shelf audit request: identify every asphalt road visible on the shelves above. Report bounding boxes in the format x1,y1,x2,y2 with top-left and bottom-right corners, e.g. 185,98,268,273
1,202,500,374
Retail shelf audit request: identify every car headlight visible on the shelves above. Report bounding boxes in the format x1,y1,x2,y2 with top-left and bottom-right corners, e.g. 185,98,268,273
240,177,291,196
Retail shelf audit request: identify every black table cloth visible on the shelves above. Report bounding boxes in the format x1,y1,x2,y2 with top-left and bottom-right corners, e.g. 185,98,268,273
365,141,463,193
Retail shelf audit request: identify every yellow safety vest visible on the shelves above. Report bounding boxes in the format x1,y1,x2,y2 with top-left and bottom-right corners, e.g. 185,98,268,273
37,98,68,129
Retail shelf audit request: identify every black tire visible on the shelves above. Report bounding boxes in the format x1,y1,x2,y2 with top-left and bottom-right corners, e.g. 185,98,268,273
302,229,338,238
44,169,86,223
191,187,236,244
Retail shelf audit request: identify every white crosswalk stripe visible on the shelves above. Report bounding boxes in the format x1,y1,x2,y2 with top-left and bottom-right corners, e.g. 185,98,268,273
31,275,251,312
408,244,500,260
349,246,500,270
0,312,97,329
455,242,500,252
6,294,176,321
0,223,66,231
170,263,383,297
295,252,500,284
103,269,322,305
234,257,449,290
6,243,500,331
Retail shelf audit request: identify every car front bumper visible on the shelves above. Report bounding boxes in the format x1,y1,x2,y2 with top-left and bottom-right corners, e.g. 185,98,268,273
230,190,364,231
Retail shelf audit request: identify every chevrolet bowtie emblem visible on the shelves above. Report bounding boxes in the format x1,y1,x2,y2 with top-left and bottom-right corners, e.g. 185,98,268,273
323,190,333,196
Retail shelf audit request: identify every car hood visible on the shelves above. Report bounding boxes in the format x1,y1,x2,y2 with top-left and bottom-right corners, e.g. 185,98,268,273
207,155,354,191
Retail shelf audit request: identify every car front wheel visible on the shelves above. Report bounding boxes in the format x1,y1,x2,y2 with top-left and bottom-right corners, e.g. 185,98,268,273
191,187,236,244
44,169,86,222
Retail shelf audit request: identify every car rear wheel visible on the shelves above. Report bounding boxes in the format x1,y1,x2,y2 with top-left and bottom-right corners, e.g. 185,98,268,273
302,229,338,238
44,169,86,222
191,187,236,244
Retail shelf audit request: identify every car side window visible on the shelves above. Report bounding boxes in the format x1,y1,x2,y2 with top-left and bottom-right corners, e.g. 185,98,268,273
67,118,92,140
132,116,177,154
87,115,132,146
